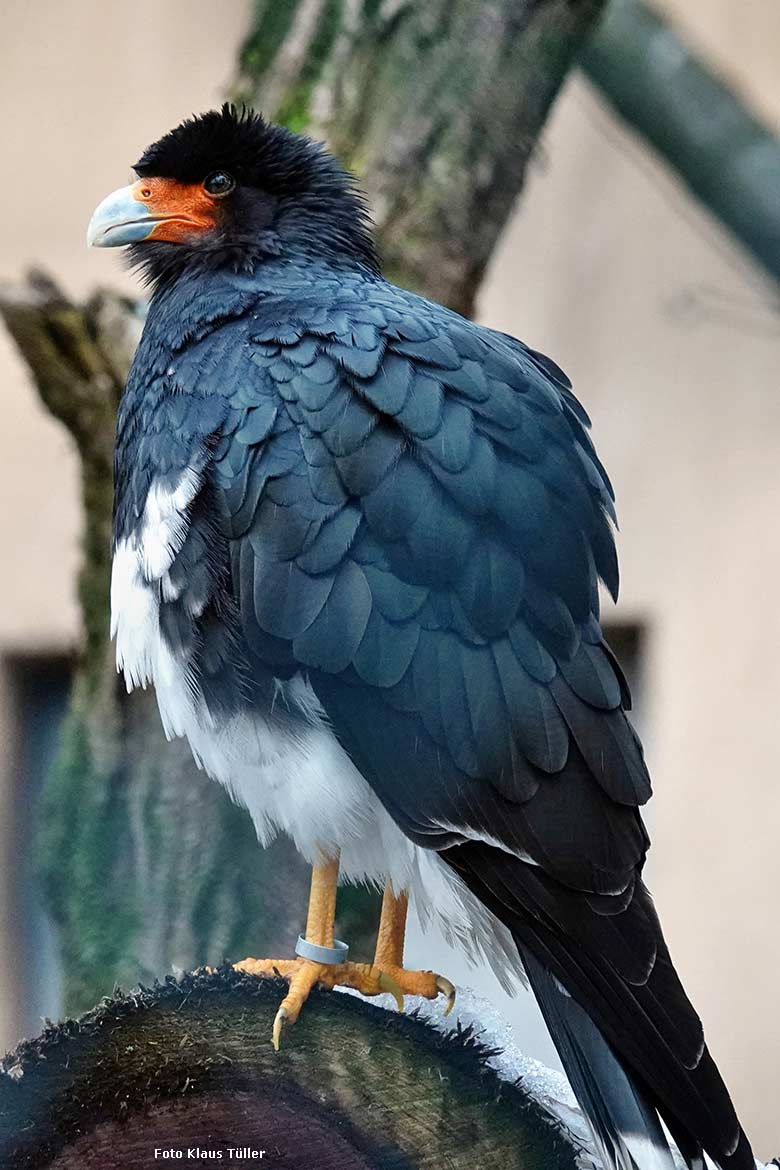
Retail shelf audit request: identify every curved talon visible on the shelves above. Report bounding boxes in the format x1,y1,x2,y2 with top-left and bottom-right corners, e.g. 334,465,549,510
378,970,405,1013
437,974,456,1015
272,1004,288,1051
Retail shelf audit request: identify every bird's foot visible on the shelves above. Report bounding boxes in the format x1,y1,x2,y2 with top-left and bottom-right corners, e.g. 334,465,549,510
370,963,456,1015
233,955,455,1049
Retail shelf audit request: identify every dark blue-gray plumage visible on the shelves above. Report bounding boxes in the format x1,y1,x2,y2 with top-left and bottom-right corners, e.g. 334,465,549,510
92,106,753,1170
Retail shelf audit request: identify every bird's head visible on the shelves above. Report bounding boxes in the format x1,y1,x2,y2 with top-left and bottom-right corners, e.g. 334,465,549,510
87,104,377,289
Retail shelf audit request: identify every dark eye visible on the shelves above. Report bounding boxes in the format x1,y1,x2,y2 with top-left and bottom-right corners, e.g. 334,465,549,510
203,171,235,197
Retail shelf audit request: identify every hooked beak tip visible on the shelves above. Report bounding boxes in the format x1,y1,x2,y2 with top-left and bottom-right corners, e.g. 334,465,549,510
87,185,155,249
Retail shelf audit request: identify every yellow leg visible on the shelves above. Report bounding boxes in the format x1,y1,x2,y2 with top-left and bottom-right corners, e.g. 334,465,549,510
234,862,455,1049
305,854,339,947
372,886,456,1013
374,886,409,967
235,855,400,1047
235,854,343,1047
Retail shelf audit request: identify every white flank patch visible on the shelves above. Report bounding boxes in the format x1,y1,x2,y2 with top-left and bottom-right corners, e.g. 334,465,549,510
111,465,200,691
139,464,202,581
110,538,159,691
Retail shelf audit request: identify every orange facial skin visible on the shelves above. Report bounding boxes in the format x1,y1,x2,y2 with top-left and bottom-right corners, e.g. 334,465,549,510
131,177,220,242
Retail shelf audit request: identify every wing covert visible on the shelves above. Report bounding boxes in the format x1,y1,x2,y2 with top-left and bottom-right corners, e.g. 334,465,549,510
205,274,650,901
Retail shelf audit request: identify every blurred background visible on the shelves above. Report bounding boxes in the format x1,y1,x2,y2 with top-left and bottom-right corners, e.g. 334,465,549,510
0,0,778,1155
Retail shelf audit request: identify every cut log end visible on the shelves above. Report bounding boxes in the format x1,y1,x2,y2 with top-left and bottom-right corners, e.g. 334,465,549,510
0,967,579,1170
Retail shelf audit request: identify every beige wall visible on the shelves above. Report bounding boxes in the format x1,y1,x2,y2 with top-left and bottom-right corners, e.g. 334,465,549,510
0,0,777,1156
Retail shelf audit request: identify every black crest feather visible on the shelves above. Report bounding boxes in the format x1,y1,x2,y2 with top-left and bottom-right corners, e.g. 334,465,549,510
130,104,378,285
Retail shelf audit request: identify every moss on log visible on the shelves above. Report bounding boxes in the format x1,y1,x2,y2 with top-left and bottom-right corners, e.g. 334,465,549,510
0,969,580,1170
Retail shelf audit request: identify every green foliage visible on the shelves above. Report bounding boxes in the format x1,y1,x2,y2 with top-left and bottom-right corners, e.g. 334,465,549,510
334,883,382,962
188,793,267,961
37,695,138,1013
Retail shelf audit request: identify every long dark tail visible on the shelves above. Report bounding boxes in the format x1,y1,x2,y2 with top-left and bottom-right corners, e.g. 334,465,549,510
522,947,694,1170
444,843,754,1170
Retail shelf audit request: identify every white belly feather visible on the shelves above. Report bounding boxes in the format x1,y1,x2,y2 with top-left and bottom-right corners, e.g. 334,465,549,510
111,475,522,986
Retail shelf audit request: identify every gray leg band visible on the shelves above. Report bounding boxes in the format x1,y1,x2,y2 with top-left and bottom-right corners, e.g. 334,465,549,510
295,935,349,965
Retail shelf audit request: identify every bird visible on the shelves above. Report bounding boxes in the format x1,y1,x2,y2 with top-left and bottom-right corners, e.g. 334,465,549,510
87,104,753,1170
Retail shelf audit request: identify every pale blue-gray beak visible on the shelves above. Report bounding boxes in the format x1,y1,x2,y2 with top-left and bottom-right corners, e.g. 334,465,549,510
87,185,156,248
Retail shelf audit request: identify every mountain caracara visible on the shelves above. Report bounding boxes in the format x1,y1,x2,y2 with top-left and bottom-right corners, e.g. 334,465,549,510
88,105,754,1170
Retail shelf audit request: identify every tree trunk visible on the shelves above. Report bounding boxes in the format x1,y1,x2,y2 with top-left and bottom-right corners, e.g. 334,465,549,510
0,970,580,1170
234,0,608,316
1,0,606,1018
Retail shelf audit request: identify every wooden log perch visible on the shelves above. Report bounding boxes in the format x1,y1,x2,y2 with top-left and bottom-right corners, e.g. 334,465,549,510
0,969,581,1170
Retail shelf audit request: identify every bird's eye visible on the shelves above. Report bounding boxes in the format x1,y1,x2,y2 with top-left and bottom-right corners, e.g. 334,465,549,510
203,171,235,197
